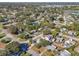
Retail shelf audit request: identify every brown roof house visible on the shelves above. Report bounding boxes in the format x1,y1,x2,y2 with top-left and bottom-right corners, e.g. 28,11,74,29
0,42,6,50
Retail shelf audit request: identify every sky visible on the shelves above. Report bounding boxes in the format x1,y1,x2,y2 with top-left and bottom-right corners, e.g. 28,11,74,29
0,0,79,2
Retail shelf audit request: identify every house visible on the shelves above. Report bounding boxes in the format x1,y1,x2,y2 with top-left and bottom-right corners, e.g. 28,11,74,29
0,18,8,22
46,45,56,51
68,31,76,36
56,36,63,43
44,35,53,41
52,38,55,42
59,50,71,56
32,39,41,44
0,42,6,50
53,42,64,49
27,49,39,56
64,39,75,48
38,28,42,31
58,32,63,36
30,30,37,34
60,28,67,32
53,20,59,24
36,39,41,43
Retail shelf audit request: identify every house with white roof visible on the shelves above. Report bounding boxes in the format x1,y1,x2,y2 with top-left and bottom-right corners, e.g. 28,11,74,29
59,50,71,56
44,35,53,41
68,31,76,36
55,36,64,43
64,39,75,48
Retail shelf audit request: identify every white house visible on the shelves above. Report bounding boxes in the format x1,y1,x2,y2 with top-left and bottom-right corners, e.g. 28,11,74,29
44,35,53,41
64,39,75,48
56,36,63,43
59,50,71,56
68,31,76,36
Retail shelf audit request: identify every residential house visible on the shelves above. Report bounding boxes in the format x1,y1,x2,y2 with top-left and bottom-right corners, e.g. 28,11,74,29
64,38,75,48
27,49,39,56
55,36,64,43
68,31,76,36
46,45,56,51
44,35,53,41
59,50,71,56
60,28,67,33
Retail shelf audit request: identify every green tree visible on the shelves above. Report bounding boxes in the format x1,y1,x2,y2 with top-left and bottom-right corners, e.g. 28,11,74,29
0,50,7,56
51,29,59,37
9,25,18,34
43,29,51,35
37,39,52,47
6,41,20,53
59,17,64,23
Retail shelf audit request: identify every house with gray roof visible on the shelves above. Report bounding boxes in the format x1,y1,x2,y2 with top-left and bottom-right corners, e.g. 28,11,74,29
46,45,56,51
